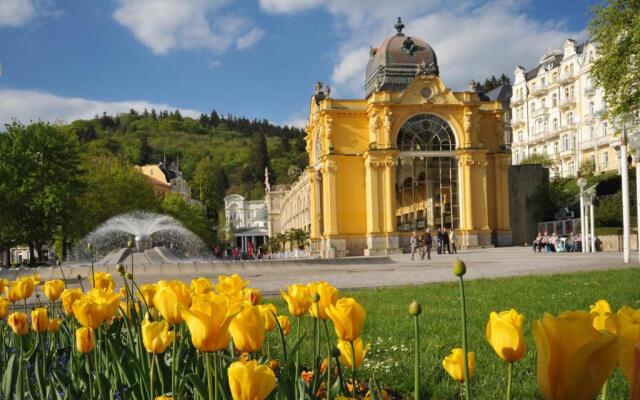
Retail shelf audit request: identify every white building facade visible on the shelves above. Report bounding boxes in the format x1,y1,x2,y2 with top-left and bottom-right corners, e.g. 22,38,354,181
223,194,268,253
510,39,618,177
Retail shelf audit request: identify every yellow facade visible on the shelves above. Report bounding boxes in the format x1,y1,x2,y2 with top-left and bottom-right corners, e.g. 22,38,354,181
304,23,511,257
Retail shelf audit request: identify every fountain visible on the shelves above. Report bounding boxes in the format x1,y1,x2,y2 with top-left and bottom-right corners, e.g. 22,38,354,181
82,211,206,266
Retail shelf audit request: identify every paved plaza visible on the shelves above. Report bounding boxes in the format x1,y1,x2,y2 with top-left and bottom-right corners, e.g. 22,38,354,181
2,247,634,296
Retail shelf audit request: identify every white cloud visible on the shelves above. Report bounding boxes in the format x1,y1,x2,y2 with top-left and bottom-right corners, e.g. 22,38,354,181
0,89,201,127
113,0,262,55
258,0,324,14
263,0,586,97
283,112,308,128
0,0,36,27
236,28,265,50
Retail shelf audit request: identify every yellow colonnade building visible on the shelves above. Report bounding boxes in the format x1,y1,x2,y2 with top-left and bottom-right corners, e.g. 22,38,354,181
302,19,512,257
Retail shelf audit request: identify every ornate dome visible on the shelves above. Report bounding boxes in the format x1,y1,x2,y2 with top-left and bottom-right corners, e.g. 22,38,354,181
365,17,439,97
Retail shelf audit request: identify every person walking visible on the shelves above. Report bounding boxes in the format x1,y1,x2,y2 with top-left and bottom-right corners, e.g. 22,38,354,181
421,228,433,260
449,228,457,254
442,227,451,254
410,231,419,261
436,227,442,254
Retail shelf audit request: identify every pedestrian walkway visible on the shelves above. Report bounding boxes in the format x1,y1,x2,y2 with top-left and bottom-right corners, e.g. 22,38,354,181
2,247,633,296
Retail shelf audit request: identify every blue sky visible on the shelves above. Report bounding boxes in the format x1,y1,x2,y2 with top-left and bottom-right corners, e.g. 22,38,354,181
0,0,599,128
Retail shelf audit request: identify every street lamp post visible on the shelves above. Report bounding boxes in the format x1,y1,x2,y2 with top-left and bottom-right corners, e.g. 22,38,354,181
614,112,637,264
628,130,640,262
587,189,596,253
577,177,587,253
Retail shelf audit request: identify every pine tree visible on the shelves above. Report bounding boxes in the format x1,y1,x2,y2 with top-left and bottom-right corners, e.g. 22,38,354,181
247,131,269,186
139,135,152,165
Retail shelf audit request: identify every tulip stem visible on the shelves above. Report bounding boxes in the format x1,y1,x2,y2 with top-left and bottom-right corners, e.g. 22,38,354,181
506,362,512,400
89,248,95,292
171,336,177,400
213,351,219,400
458,276,471,399
323,319,332,400
266,331,271,359
296,316,301,372
350,340,358,396
85,354,93,400
414,314,420,400
150,353,156,400
205,352,214,400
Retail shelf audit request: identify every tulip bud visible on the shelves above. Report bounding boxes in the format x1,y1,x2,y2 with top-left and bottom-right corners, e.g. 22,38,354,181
409,300,422,316
126,272,133,280
312,292,320,303
76,274,83,282
87,243,93,252
331,346,341,358
127,240,134,249
267,359,280,371
115,264,125,275
452,258,466,277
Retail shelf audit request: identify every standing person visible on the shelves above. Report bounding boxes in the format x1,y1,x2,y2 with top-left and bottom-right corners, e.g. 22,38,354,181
449,228,457,254
442,227,451,254
436,227,443,254
421,228,433,260
410,231,418,261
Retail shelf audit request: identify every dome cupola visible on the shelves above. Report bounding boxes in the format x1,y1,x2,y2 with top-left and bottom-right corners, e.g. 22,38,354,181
365,17,439,97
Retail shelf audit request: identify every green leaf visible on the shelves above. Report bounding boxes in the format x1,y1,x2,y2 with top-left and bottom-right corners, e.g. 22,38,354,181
184,373,208,399
1,353,17,399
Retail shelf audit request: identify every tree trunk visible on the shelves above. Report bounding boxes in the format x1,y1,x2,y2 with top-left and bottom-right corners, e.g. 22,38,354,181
28,242,36,267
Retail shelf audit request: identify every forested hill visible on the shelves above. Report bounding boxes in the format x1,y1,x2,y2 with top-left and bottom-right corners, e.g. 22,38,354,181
69,109,309,199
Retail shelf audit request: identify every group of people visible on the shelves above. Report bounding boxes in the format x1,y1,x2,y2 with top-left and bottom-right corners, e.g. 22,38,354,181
532,231,583,253
410,227,457,261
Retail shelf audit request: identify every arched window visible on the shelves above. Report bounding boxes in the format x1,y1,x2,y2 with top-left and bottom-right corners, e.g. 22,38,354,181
567,112,574,124
396,114,456,151
553,118,558,131
395,114,459,232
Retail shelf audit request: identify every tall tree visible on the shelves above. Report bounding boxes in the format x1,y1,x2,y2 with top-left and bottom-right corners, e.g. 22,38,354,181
139,135,152,164
193,158,229,221
589,0,640,116
0,122,82,265
160,193,213,244
247,131,270,187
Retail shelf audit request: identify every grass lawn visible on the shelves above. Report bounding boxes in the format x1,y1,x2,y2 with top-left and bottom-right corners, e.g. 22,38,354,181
269,267,640,399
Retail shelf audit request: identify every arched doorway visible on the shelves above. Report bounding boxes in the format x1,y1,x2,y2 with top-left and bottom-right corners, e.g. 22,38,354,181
395,114,460,231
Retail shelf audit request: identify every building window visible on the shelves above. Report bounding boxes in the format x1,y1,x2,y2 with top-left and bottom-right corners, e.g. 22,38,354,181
589,126,595,140
562,134,569,151
553,118,558,131
602,152,609,169
552,93,558,107
514,150,520,164
518,131,524,142
568,161,575,175
589,101,595,114
567,113,574,124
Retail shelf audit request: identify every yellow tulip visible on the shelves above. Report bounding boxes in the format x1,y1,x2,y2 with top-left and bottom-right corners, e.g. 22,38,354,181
532,311,621,400
228,360,276,400
0,297,9,319
142,319,175,353
485,309,526,362
42,279,65,302
60,288,83,315
589,299,619,333
8,312,29,335
76,327,95,353
47,318,61,332
326,297,366,341
281,284,312,317
30,274,41,286
243,287,261,306
0,278,8,293
191,277,213,296
277,315,292,336
155,397,174,400
153,286,184,324
616,306,640,389
216,274,249,297
442,348,475,382
181,293,236,352
337,338,369,368
31,307,49,333
7,276,37,303
89,272,115,291
137,284,156,308
258,304,277,331
73,289,120,328
229,305,266,352
308,281,339,320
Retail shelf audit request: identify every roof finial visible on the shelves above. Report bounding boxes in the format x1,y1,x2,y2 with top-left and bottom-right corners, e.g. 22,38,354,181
395,17,405,35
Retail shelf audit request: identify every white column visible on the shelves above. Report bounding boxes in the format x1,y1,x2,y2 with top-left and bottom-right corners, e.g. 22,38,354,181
621,130,631,263
584,204,590,253
580,188,586,253
590,202,596,253
636,151,640,262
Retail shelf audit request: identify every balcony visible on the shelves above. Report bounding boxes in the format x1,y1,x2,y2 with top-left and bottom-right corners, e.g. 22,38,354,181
511,117,526,128
558,73,576,84
557,122,578,133
559,97,577,109
511,96,526,106
559,146,575,158
595,107,608,118
531,83,550,96
583,113,596,125
531,106,549,117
